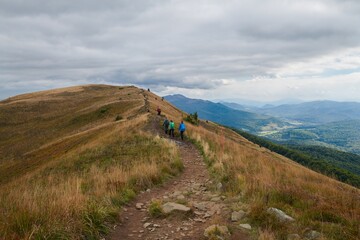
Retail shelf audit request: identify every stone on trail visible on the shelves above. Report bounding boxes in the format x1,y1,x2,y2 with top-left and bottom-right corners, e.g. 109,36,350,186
177,194,185,200
162,202,191,214
267,207,295,222
193,202,207,211
231,210,246,222
194,218,206,223
143,222,152,228
135,203,144,209
210,196,221,202
239,223,252,230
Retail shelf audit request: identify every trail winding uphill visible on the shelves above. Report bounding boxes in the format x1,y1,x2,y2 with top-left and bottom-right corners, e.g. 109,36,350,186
108,116,251,240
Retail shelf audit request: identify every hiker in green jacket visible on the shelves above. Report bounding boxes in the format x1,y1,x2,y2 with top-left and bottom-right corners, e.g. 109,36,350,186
169,120,175,137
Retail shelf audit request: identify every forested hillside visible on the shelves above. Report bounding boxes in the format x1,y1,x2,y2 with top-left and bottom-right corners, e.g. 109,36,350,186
286,145,360,176
232,128,360,188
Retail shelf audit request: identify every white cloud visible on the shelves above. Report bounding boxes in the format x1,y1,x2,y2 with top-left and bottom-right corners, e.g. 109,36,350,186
0,0,360,101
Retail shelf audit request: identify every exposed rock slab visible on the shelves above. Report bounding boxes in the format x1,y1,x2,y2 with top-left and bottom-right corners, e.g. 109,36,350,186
267,207,295,222
239,224,252,230
231,210,246,222
162,202,191,214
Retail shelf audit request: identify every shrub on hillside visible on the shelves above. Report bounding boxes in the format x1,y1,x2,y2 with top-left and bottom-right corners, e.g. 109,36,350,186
184,112,199,125
115,115,122,121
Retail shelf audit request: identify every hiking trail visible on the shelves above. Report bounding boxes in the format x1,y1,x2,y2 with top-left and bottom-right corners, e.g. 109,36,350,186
107,115,251,240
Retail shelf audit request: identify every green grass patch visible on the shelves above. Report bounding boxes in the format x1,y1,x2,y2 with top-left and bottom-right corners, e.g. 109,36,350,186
110,188,136,208
248,202,290,239
81,202,117,240
148,200,164,218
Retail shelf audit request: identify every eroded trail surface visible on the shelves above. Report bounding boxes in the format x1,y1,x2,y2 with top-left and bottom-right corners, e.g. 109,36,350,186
108,119,250,240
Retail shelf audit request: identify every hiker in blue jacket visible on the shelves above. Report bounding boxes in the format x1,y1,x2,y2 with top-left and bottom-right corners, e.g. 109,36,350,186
178,121,186,140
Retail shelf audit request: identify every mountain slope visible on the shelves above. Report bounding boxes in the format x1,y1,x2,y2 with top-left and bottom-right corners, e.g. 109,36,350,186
0,85,359,240
0,85,185,239
230,129,360,187
165,94,289,133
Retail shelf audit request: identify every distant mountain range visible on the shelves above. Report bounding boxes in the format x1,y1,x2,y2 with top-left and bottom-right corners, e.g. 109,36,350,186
164,94,290,133
166,95,360,155
215,98,304,107
223,100,360,124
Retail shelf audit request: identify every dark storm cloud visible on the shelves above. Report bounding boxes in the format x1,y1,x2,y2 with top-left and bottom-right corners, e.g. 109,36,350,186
1,0,360,99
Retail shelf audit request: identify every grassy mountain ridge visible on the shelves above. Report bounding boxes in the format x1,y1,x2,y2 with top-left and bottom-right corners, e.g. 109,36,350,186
0,85,185,239
0,85,359,239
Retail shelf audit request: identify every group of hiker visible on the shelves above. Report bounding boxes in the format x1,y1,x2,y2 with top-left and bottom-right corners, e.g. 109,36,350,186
162,118,186,140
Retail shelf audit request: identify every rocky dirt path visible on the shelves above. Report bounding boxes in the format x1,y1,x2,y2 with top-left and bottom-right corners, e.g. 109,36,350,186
107,116,251,240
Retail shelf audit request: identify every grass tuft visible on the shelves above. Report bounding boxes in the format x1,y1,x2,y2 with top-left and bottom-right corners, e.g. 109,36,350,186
81,202,115,239
110,188,136,207
148,200,164,218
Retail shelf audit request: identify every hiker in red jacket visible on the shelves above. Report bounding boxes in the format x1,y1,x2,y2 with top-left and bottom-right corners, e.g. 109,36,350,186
157,106,161,115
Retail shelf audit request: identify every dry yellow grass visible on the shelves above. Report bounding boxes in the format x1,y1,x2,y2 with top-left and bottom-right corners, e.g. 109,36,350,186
1,84,359,239
0,115,182,239
185,123,360,239
143,88,360,239
0,86,183,239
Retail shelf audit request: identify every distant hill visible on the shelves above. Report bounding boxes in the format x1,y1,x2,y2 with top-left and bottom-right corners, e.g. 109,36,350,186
253,100,360,124
164,94,290,133
266,120,360,154
222,100,360,154
215,98,303,107
220,102,250,111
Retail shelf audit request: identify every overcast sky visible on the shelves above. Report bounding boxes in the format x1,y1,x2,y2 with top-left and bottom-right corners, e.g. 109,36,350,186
1,0,360,103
